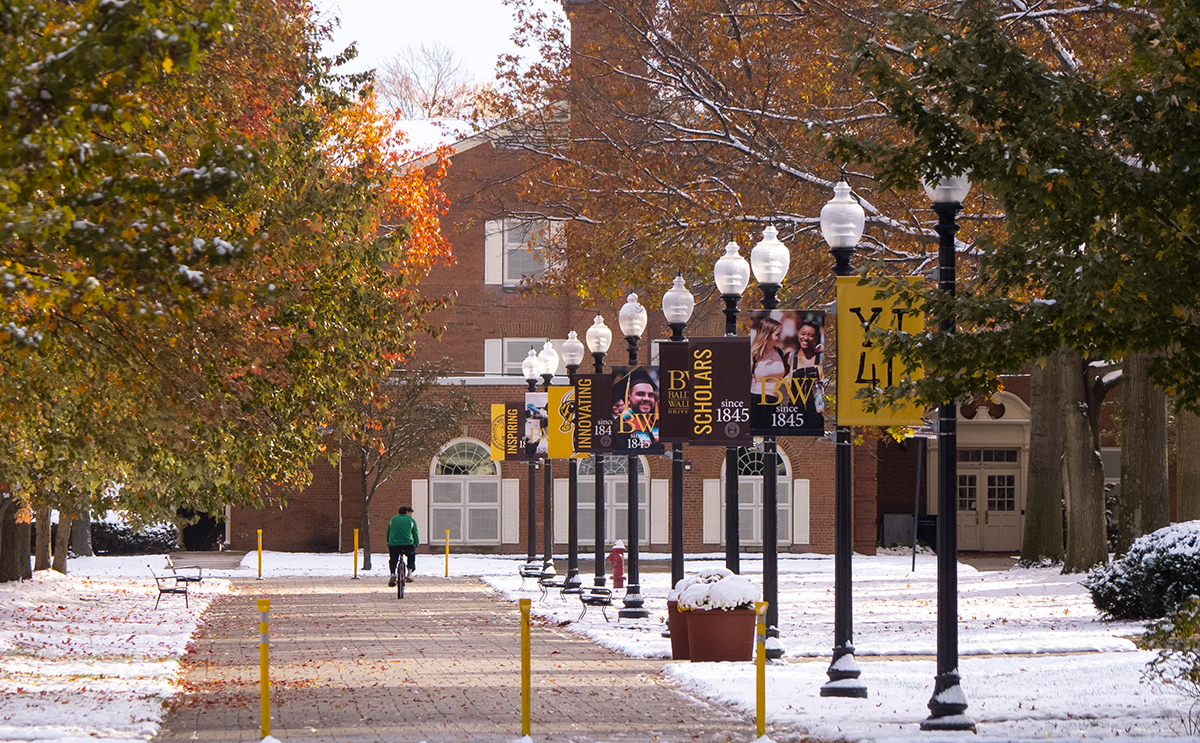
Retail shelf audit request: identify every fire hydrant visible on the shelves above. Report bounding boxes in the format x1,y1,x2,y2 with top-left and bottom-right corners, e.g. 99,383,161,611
607,541,626,589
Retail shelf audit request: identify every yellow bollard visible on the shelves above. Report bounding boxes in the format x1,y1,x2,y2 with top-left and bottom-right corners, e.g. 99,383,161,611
520,598,531,736
256,529,263,580
258,598,271,737
755,600,768,737
352,529,359,580
444,529,450,577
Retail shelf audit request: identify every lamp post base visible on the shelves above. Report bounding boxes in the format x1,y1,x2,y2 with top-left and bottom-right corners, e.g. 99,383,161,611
921,672,975,731
618,585,649,619
819,644,867,698
765,626,784,660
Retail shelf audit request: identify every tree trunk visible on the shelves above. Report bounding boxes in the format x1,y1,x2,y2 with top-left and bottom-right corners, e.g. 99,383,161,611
34,506,51,571
0,497,16,583
17,520,32,580
1116,351,1170,554
360,449,373,571
1022,348,1067,563
52,511,72,574
1061,350,1108,573
1177,408,1200,522
71,503,93,557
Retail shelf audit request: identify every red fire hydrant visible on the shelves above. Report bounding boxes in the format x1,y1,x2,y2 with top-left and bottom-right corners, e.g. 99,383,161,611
607,541,626,589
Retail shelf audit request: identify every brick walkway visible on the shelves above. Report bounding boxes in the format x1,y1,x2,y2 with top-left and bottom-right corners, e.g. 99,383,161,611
155,576,798,743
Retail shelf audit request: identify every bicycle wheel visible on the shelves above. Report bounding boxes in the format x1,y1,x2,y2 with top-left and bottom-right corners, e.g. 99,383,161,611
397,563,406,599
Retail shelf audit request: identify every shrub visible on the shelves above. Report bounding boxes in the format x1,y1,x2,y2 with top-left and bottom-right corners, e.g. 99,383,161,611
90,522,178,556
1143,595,1200,735
1085,521,1200,620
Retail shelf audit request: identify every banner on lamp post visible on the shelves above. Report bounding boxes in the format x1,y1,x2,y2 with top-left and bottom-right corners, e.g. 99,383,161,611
490,402,525,461
748,310,827,436
658,342,691,443
524,392,548,459
572,373,613,453
547,386,585,459
836,276,926,427
612,365,664,455
677,337,753,446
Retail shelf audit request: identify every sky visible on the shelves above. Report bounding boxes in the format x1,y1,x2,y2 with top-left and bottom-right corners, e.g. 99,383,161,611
317,0,561,85
1,549,1192,742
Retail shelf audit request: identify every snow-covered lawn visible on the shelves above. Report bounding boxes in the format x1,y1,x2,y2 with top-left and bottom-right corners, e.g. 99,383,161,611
0,549,1192,742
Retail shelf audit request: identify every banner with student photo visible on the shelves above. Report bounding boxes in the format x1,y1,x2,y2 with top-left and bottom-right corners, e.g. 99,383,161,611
748,310,826,436
611,365,665,455
572,373,613,453
836,276,926,426
524,392,549,459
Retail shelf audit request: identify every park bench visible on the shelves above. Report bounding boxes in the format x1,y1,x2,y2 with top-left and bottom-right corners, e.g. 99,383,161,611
576,585,613,622
148,565,189,610
164,555,203,585
518,562,549,590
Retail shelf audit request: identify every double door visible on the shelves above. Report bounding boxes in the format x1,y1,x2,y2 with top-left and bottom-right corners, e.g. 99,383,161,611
956,449,1022,551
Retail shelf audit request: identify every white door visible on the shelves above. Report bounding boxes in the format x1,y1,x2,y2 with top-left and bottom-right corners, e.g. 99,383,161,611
956,449,1022,552
957,472,982,551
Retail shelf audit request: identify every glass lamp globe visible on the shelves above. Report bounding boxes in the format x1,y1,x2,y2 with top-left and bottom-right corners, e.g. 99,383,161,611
921,173,972,204
560,330,586,368
585,315,612,354
713,242,751,296
618,293,648,339
521,348,540,382
820,181,866,249
750,225,790,285
662,275,695,325
537,340,560,377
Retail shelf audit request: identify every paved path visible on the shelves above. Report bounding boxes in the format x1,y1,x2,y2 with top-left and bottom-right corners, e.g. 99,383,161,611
156,576,797,743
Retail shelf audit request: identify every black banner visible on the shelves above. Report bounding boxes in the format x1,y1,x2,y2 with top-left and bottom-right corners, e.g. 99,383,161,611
658,342,691,443
572,374,613,453
748,310,827,436
689,336,753,446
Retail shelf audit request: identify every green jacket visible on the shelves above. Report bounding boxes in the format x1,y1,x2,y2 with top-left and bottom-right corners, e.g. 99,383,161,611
386,513,420,547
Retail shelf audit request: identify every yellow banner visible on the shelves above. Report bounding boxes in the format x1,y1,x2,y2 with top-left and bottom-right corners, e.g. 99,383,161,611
836,277,926,427
489,404,506,461
547,386,584,459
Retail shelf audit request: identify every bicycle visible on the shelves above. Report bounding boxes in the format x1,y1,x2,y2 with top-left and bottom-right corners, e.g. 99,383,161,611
396,559,409,599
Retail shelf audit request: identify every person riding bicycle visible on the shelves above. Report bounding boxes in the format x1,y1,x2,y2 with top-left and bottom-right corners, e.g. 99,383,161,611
387,505,420,588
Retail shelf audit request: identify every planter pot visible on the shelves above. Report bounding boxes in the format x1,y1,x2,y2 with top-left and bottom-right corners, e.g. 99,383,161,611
685,608,755,662
667,600,689,660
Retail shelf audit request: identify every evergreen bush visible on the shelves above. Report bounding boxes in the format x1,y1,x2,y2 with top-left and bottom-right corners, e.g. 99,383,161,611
90,522,177,556
1143,595,1200,734
1085,521,1200,620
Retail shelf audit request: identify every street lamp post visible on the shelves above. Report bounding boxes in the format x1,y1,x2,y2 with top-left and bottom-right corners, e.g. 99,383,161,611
920,173,975,732
561,331,587,591
585,315,613,589
662,276,695,589
617,293,650,619
521,349,542,571
714,243,750,573
818,180,868,698
749,226,789,659
538,341,560,576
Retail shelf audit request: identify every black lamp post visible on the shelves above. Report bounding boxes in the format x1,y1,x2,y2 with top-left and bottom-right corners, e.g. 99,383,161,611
617,292,650,619
521,348,541,571
713,242,750,573
662,275,695,590
818,180,868,697
585,315,612,588
560,330,587,591
749,225,789,660
538,341,560,576
920,174,975,731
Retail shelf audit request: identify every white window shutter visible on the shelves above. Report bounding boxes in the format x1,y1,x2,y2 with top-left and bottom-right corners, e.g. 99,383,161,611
484,338,502,375
650,479,669,545
501,478,520,544
792,479,810,546
702,479,720,545
553,478,569,544
411,479,429,540
484,220,503,285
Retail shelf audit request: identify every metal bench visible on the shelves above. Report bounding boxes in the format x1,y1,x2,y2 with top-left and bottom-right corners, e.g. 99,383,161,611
149,565,189,609
576,586,613,622
165,555,203,585
518,562,549,590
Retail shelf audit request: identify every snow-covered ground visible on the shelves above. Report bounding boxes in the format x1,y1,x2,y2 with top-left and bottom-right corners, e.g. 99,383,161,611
0,548,1192,742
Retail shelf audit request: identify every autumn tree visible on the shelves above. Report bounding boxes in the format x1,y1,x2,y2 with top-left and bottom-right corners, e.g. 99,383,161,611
338,360,474,570
0,0,454,576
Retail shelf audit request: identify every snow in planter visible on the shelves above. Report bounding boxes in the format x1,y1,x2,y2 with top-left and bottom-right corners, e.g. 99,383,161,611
676,567,759,611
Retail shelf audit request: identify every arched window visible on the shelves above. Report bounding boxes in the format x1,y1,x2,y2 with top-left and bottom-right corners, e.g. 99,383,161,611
720,446,792,546
576,455,649,545
430,440,500,544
